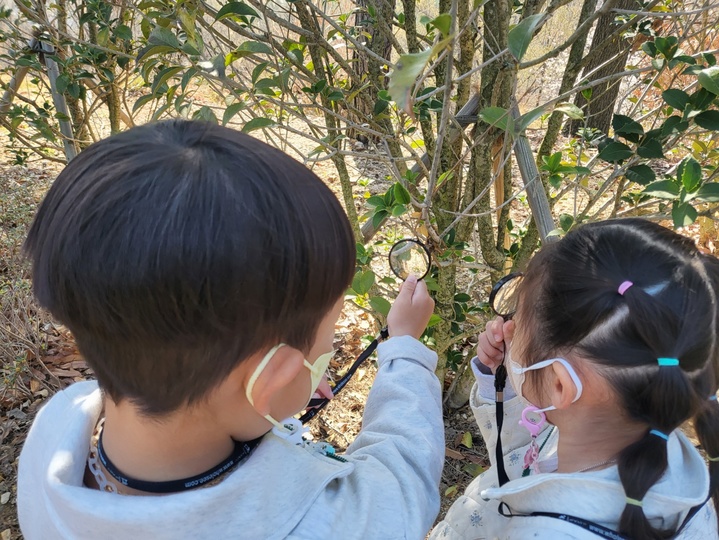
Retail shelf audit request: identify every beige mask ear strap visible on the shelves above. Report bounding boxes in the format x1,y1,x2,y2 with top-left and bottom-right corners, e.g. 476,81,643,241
246,343,285,407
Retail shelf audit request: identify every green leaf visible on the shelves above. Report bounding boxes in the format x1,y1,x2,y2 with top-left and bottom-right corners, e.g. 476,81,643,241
231,40,273,58
460,431,473,449
698,66,719,96
655,36,678,60
391,204,407,217
149,26,180,48
215,2,259,21
559,213,574,232
554,102,583,120
241,117,276,132
672,202,697,228
114,24,132,41
181,67,198,92
478,106,510,132
678,157,702,193
598,141,633,163
508,14,543,61
625,164,655,185
690,88,716,111
151,66,183,96
541,151,562,172
431,14,452,37
643,180,680,200
366,195,386,208
641,41,657,58
660,115,688,137
696,183,719,202
388,38,451,115
695,110,719,131
222,102,245,125
393,182,411,204
636,139,664,159
359,270,375,295
371,209,389,230
192,105,218,124
55,73,70,94
427,314,442,328
368,296,391,317
132,93,157,113
612,114,644,142
661,89,690,111
454,293,471,302
517,105,546,132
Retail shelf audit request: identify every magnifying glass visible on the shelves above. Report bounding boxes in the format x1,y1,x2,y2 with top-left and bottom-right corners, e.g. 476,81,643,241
388,238,431,281
300,238,432,424
489,272,523,319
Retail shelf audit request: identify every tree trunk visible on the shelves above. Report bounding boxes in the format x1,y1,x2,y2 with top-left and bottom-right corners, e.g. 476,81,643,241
567,0,640,135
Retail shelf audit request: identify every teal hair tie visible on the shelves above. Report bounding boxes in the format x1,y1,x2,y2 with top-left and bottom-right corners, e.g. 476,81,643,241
649,429,669,441
657,357,679,366
710,395,718,401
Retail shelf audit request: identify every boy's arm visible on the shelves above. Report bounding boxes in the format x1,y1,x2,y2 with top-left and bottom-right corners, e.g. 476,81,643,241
306,275,443,539
342,334,444,537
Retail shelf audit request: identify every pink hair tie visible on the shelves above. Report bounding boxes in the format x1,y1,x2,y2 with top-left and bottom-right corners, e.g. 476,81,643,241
618,281,633,296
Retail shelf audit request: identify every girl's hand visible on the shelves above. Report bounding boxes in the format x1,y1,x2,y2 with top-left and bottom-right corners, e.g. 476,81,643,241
387,275,435,340
477,316,515,374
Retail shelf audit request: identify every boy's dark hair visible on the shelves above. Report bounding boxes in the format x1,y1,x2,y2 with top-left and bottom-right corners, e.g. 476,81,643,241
515,218,719,540
24,120,356,415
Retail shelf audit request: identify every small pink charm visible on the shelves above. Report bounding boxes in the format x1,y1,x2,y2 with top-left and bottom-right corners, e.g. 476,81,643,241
519,405,547,438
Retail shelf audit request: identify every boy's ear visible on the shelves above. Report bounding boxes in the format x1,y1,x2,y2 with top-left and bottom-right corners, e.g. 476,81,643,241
247,346,305,416
549,361,579,410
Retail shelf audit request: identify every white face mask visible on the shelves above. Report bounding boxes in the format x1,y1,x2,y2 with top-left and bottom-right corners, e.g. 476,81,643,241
507,355,583,413
245,344,335,430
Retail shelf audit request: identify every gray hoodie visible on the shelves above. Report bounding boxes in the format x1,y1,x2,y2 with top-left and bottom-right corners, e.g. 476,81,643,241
431,358,717,539
18,336,444,540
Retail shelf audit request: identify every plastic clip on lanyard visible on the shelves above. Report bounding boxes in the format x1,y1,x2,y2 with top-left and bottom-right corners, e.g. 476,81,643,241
299,326,390,425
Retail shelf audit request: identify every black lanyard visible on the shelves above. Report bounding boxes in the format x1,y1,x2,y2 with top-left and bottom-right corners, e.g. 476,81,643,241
299,327,389,424
494,363,510,486
97,430,262,493
498,498,710,539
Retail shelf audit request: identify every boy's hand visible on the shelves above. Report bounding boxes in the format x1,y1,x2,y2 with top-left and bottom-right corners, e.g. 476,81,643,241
477,316,515,374
387,275,434,340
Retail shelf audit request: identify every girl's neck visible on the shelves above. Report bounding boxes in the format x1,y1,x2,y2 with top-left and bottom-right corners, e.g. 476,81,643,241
552,408,644,474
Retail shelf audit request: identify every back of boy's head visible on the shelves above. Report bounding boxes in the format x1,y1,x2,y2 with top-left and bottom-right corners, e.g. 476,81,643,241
24,119,355,416
515,218,719,539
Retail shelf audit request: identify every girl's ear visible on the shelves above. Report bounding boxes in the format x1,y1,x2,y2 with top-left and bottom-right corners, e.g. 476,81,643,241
549,361,580,410
246,346,305,416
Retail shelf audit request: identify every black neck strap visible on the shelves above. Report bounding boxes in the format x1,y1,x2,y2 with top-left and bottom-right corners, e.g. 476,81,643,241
300,327,389,424
97,430,261,493
498,497,710,539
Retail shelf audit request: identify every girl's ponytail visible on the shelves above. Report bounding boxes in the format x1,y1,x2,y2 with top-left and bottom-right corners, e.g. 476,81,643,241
694,396,719,532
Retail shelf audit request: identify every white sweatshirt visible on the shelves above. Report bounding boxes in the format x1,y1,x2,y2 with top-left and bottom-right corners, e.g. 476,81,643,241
18,336,444,540
430,358,718,539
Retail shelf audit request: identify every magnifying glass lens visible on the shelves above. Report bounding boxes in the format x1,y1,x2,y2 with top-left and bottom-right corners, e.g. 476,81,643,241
490,273,523,319
389,239,431,281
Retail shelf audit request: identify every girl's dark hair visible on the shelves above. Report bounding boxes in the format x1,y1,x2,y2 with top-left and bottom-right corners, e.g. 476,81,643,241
24,120,356,415
515,218,719,539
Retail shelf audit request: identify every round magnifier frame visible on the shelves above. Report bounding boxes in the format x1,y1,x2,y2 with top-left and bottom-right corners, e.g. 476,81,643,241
489,271,524,319
388,238,431,281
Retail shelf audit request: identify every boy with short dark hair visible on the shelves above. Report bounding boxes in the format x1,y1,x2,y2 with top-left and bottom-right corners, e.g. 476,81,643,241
18,120,444,539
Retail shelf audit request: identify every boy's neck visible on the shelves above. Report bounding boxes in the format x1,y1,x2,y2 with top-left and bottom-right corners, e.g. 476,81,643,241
100,398,266,484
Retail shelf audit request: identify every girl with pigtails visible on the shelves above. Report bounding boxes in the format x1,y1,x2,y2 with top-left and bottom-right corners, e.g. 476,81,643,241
431,218,719,540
